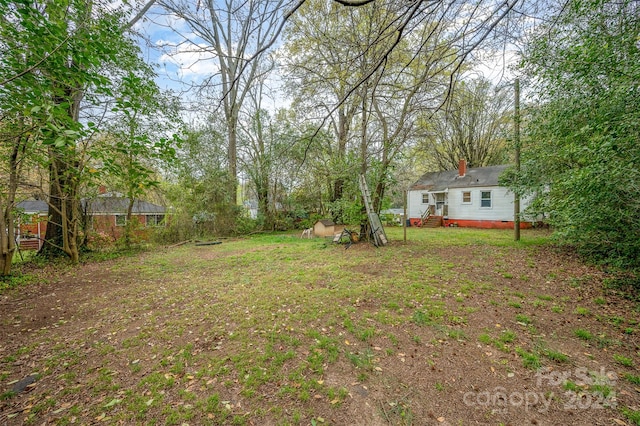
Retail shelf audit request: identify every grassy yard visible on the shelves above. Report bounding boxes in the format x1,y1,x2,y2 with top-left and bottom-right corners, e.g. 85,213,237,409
1,228,639,425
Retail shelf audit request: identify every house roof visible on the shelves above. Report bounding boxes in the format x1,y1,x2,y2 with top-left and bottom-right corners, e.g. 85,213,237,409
85,197,166,214
316,219,335,227
16,197,166,215
410,165,509,192
16,199,49,214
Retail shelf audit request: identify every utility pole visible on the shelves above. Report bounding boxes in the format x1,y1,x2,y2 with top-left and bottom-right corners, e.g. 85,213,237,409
514,78,521,241
403,189,407,243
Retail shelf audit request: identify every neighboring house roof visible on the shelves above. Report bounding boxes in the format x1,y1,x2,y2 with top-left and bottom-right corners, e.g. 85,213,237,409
85,197,165,214
410,165,509,192
16,199,49,214
16,197,166,215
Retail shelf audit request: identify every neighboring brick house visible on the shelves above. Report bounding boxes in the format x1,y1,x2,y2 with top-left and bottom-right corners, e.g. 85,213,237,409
15,199,49,250
85,195,166,240
16,195,167,250
407,159,533,229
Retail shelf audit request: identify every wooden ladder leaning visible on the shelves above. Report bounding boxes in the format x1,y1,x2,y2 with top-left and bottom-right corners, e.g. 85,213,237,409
358,174,388,247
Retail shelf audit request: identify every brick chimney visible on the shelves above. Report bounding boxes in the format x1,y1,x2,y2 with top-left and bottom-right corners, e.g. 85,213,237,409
458,159,467,177
98,185,107,195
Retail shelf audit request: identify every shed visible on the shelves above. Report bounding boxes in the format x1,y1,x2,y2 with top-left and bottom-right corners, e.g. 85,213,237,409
313,219,344,238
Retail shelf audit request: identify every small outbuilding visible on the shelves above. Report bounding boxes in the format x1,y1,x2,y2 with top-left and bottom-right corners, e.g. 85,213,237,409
313,219,344,238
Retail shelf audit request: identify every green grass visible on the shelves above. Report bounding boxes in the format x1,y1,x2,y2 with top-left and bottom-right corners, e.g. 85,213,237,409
622,407,640,426
0,271,38,291
3,227,606,425
624,373,640,385
478,329,518,353
515,347,541,370
412,307,445,326
574,328,593,340
563,380,580,392
613,354,634,367
541,348,569,363
573,307,590,316
515,314,532,325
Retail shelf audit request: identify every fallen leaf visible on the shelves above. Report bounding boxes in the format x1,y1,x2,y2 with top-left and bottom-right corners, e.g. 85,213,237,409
146,398,154,406
613,419,627,426
103,399,121,408
437,417,445,422
345,340,350,345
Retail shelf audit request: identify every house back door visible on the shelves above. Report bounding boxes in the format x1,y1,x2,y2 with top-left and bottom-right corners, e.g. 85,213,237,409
435,193,446,216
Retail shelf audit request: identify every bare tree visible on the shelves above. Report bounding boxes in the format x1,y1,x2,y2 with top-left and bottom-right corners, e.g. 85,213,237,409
283,1,517,215
418,78,512,171
155,0,295,203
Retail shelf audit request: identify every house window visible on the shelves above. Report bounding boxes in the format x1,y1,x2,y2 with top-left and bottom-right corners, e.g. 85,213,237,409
462,191,471,204
422,193,429,204
481,191,492,208
115,215,126,226
147,214,165,227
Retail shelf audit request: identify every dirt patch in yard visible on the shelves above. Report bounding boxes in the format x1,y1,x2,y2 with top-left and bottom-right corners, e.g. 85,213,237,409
0,230,639,425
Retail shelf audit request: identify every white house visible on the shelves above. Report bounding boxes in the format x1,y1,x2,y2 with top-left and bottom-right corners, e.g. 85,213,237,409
407,160,532,229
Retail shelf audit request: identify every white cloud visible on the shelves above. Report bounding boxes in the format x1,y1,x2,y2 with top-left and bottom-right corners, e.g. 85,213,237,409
465,47,521,86
158,42,220,80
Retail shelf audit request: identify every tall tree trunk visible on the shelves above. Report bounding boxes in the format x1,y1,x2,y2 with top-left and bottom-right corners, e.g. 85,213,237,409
332,107,350,203
0,134,21,275
256,174,270,228
40,149,80,263
40,86,82,263
124,197,135,249
359,89,371,239
228,116,238,204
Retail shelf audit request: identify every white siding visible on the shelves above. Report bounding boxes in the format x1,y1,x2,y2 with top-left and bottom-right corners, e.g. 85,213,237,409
447,187,516,221
408,186,530,221
408,190,430,219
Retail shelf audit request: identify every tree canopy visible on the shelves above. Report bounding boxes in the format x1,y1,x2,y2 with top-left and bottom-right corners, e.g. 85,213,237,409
510,0,640,267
